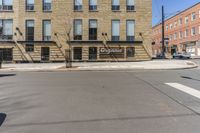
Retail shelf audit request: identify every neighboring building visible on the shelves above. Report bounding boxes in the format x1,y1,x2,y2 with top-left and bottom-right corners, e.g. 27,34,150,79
0,0,152,62
152,2,200,58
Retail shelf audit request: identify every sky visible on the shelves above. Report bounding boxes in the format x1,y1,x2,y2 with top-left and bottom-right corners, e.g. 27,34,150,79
152,0,200,26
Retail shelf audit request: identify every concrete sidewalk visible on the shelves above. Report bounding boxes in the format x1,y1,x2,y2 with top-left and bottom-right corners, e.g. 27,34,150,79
70,60,198,71
0,60,198,72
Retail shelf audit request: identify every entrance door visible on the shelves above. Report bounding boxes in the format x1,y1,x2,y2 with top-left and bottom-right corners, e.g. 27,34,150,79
0,48,13,61
41,47,50,61
89,47,97,60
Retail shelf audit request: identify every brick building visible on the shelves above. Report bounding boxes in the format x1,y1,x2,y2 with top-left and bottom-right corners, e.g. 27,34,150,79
0,0,152,62
152,2,200,58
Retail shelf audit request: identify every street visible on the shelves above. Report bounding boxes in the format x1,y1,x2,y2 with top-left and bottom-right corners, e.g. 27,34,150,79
0,63,200,133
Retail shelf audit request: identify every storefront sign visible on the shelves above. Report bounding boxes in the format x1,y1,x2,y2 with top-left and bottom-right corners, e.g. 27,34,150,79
99,47,124,59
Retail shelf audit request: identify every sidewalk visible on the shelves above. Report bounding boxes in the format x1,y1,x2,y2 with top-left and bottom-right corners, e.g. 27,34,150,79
0,60,198,72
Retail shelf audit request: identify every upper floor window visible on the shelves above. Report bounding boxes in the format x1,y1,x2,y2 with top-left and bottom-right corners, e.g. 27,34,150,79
179,18,182,25
170,24,173,30
26,0,34,11
26,20,34,41
191,12,196,21
43,20,51,41
174,21,177,28
166,25,168,31
43,0,52,11
112,0,120,11
0,0,13,11
185,16,189,24
0,19,13,40
191,27,196,36
89,20,97,40
89,0,97,11
74,0,82,11
126,20,135,41
179,31,183,39
112,20,120,41
126,0,135,11
185,29,189,37
74,19,82,40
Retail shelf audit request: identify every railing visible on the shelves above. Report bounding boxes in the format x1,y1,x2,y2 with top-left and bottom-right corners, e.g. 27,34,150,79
74,5,82,11
0,5,13,11
126,5,135,11
43,4,51,11
43,36,51,41
0,35,13,41
89,5,97,11
112,5,120,11
26,5,34,11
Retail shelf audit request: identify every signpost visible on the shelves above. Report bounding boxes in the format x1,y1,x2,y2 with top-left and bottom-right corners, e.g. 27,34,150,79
0,51,2,69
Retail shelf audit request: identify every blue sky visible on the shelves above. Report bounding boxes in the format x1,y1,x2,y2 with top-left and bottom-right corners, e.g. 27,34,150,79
152,0,200,26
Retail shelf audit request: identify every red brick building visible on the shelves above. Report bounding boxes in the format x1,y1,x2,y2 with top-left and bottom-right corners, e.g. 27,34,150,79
152,2,200,58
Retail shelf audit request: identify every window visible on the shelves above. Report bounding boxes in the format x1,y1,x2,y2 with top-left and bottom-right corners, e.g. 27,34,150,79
191,27,196,36
166,25,168,31
179,31,183,39
112,0,120,11
89,20,97,40
74,19,82,40
174,33,177,40
26,0,34,11
43,0,51,11
170,24,173,30
26,20,34,41
43,20,51,41
199,26,200,34
0,20,13,40
185,29,189,37
126,0,134,11
25,44,34,52
185,16,189,24
191,12,196,21
0,0,13,11
179,18,182,25
126,20,135,41
112,20,120,41
73,47,82,60
199,10,200,18
74,0,82,11
89,0,97,11
126,47,135,57
174,21,177,28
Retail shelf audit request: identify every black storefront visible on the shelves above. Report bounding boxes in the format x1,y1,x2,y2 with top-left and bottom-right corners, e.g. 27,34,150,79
0,48,13,61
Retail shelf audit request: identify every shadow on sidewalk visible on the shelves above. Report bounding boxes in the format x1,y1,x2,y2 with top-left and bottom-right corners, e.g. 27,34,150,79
0,113,7,126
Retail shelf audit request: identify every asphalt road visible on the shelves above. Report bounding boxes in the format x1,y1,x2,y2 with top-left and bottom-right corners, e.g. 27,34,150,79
1,67,200,132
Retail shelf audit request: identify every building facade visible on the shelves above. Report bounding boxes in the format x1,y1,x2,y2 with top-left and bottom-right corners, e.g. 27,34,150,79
0,0,152,62
152,2,200,58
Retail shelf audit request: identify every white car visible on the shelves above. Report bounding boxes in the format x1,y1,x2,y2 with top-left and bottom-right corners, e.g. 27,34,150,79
173,52,191,59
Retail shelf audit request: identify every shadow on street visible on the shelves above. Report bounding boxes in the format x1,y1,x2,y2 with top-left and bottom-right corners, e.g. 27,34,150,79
181,76,200,81
0,113,7,127
0,74,16,78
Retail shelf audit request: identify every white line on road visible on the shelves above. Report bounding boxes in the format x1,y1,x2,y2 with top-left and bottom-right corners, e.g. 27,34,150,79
165,83,200,99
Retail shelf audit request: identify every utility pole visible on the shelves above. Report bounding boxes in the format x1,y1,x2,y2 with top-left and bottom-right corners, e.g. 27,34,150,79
162,5,165,58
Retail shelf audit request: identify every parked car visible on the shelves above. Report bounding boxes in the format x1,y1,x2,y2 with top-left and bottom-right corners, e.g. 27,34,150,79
173,52,191,59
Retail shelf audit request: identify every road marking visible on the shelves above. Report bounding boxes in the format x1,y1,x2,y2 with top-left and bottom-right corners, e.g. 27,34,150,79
165,83,200,99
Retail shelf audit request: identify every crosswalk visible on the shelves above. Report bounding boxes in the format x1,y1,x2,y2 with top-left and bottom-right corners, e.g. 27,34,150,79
165,83,200,99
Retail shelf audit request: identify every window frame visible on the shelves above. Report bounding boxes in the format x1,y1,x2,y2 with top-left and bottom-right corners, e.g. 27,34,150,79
26,0,35,11
43,0,52,11
42,20,51,41
89,19,98,40
73,19,83,40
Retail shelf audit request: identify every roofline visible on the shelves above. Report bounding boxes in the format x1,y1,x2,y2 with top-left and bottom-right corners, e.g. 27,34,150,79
152,2,200,28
